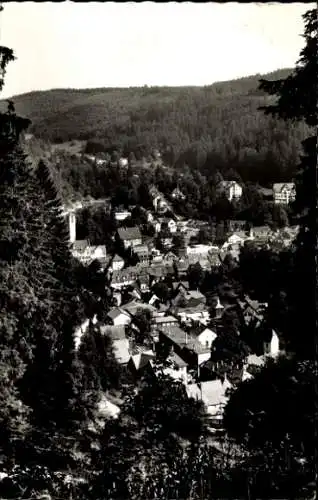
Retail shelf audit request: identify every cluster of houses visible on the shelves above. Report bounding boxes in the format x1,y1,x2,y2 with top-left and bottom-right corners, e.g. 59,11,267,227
65,202,299,271
65,179,297,426
75,263,281,426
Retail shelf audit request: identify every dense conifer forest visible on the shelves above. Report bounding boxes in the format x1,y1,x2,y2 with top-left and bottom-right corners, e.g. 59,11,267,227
1,68,310,187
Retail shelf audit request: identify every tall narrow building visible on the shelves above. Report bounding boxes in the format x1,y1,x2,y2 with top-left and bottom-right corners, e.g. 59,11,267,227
68,211,76,244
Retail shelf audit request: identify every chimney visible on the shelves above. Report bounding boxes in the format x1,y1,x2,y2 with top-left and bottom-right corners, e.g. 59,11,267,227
69,210,76,244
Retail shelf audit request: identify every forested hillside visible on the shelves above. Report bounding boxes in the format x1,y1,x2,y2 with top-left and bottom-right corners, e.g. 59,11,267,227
1,68,310,185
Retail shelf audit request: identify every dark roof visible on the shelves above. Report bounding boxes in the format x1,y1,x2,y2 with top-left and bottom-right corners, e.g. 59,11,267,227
273,182,295,193
161,325,210,354
149,265,174,277
169,351,187,368
72,239,89,251
118,226,142,241
107,308,131,320
172,281,190,290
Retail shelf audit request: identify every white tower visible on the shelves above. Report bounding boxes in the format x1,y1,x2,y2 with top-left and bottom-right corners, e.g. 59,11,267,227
68,211,76,244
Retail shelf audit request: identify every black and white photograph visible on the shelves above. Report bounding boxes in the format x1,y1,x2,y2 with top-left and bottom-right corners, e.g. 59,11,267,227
0,1,317,499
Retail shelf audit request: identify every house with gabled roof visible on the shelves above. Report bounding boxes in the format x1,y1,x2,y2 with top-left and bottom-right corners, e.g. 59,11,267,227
273,182,296,205
171,187,186,201
172,289,206,309
172,280,190,294
218,180,243,202
195,327,217,350
186,376,232,423
159,325,211,368
176,304,210,326
111,254,125,272
121,300,157,318
107,307,132,327
71,239,90,261
151,315,179,333
128,349,156,377
117,226,142,248
237,296,267,328
134,244,149,264
161,351,188,384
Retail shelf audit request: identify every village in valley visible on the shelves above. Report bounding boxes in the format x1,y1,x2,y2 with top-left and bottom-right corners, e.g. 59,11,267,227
63,165,299,430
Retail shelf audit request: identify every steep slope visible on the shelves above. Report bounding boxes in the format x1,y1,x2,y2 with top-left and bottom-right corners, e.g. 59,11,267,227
1,68,309,187
1,69,294,145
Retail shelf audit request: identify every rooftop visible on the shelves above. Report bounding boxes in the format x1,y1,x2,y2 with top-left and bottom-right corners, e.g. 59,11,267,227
168,351,187,369
152,315,179,324
100,325,126,341
273,182,295,192
113,254,124,262
200,378,232,408
118,226,142,241
130,350,155,370
72,239,89,251
161,325,210,354
121,300,157,316
107,308,131,320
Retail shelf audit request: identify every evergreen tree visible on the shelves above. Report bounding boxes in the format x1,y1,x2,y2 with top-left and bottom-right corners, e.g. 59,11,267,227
223,12,317,498
0,25,35,472
259,8,317,359
0,20,95,496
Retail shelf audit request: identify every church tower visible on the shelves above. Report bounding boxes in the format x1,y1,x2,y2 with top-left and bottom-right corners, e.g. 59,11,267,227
68,211,76,244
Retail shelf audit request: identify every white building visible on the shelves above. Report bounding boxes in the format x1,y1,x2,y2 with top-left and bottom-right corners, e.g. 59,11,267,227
118,157,129,168
273,183,296,205
68,210,76,244
162,352,188,384
177,306,210,326
115,210,131,222
111,254,125,271
71,241,107,266
107,308,132,327
219,181,243,202
263,329,280,357
196,328,217,349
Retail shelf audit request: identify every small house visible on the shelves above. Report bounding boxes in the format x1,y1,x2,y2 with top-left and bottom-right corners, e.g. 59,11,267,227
117,227,142,248
218,181,243,202
273,183,296,205
151,315,179,332
171,187,186,201
111,254,125,272
107,308,132,327
71,239,90,263
128,349,156,377
196,327,217,350
161,351,188,384
134,244,149,264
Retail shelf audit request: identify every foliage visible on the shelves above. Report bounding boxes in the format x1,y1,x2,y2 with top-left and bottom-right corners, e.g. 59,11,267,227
224,358,317,495
79,323,122,392
258,7,317,359
223,10,317,499
4,69,310,193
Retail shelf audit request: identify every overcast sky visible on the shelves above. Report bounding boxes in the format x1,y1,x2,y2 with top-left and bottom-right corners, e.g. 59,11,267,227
0,2,313,98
